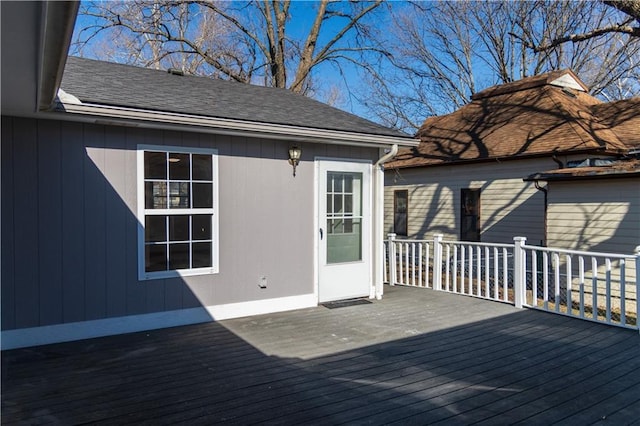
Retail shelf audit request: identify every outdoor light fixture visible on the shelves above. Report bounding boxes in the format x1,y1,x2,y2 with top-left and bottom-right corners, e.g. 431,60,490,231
288,145,302,177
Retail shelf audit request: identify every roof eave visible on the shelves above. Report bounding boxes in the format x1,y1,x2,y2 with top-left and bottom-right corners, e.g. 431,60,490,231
57,102,420,148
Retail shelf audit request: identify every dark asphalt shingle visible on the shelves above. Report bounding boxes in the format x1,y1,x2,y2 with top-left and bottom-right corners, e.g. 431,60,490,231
61,56,410,139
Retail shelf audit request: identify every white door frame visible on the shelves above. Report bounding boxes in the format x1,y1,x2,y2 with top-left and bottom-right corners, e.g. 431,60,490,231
314,157,373,303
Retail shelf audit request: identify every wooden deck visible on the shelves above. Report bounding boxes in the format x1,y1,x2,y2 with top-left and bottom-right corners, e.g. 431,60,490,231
3,285,640,425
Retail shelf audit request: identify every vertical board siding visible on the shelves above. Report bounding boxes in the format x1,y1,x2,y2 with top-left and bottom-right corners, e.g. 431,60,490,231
12,118,40,328
104,127,128,318
384,159,551,244
84,126,107,320
1,116,379,332
1,118,15,329
37,120,63,325
61,121,86,323
124,128,147,316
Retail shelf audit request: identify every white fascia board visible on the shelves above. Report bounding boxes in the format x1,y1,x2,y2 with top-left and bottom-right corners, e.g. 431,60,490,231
59,102,420,148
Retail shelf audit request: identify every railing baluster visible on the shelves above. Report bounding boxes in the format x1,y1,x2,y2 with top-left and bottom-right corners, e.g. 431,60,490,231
453,245,458,293
484,246,490,298
425,242,430,288
461,246,466,294
543,252,549,310
592,257,598,321
578,256,585,319
417,243,423,287
531,250,537,307
383,242,388,284
398,243,404,285
554,252,560,313
620,259,626,326
606,258,612,323
493,247,499,300
566,255,572,316
411,243,416,286
476,246,482,297
502,248,508,302
445,244,451,291
404,243,410,285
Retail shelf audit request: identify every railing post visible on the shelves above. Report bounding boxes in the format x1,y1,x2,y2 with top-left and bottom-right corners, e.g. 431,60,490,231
635,245,640,333
513,236,527,308
388,233,397,286
433,234,443,291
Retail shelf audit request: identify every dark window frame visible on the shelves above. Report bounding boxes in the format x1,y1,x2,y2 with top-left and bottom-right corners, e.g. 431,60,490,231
393,190,408,236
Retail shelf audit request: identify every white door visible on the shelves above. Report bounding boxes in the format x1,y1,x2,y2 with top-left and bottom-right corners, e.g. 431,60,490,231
317,160,372,303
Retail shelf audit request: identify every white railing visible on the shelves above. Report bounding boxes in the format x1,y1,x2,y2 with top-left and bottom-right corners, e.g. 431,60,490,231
384,234,640,332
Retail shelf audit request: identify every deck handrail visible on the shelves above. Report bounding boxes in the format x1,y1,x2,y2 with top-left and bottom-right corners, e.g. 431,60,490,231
385,234,640,332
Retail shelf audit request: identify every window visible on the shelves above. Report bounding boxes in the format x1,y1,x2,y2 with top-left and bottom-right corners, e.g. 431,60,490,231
138,145,219,280
393,190,408,236
460,188,480,242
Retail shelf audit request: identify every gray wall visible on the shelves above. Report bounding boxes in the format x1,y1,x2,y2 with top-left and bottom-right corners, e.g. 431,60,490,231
1,116,378,331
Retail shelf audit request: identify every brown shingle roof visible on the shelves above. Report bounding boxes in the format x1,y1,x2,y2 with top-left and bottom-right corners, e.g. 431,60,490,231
590,98,640,150
387,71,633,169
525,158,640,181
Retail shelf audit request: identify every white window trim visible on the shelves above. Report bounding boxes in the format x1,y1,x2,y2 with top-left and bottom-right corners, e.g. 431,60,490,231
137,144,219,280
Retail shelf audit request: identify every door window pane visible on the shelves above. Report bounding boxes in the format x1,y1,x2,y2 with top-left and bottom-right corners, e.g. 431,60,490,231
326,172,362,264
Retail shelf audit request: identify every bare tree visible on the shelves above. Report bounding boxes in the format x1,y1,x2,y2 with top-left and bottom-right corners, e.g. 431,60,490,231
362,0,639,133
72,0,385,97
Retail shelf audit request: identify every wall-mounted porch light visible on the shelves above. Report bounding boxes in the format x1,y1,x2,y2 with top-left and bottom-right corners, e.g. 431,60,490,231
288,146,302,177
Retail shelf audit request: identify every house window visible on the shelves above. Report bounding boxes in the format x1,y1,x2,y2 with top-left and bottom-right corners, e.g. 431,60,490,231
138,145,219,280
394,190,408,236
460,188,480,242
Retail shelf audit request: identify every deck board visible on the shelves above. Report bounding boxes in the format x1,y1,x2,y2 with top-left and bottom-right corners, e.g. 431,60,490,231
2,285,639,425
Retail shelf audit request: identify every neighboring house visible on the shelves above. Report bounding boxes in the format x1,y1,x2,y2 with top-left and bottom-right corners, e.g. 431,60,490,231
526,158,640,256
1,2,418,349
384,69,637,248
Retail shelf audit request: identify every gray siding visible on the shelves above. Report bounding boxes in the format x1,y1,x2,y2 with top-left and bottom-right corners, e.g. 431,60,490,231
1,116,378,331
384,159,555,244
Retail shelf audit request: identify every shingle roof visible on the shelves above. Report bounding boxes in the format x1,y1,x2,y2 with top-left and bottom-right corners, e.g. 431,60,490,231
60,56,410,139
525,158,640,181
590,98,640,150
386,70,637,169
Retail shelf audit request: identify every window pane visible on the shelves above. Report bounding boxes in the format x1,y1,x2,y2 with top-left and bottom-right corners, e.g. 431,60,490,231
145,182,167,209
192,242,212,268
333,194,342,214
145,216,166,242
327,218,361,264
344,218,353,233
145,151,166,179
193,183,213,208
334,174,343,192
192,154,212,180
169,182,190,208
145,244,167,272
326,195,333,214
169,215,189,241
344,175,353,193
169,243,190,269
192,215,212,240
344,195,353,214
169,153,190,180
